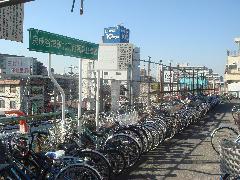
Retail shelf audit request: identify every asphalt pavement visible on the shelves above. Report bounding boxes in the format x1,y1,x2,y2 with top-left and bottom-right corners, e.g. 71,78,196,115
116,101,238,180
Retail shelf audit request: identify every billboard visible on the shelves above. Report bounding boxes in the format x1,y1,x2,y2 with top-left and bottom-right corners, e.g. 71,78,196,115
0,3,24,42
103,25,130,43
6,57,32,75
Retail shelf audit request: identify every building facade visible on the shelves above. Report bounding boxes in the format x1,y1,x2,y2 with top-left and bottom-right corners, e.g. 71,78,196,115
81,43,141,111
224,38,240,97
0,79,44,114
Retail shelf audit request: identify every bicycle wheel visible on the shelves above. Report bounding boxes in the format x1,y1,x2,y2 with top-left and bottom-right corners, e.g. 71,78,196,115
211,126,239,155
55,164,102,180
154,118,167,137
104,133,141,168
115,127,144,154
145,120,165,143
129,125,149,153
138,125,154,152
143,122,162,148
72,149,111,180
100,149,126,175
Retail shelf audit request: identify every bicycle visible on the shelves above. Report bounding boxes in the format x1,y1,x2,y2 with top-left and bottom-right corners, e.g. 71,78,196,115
0,131,103,180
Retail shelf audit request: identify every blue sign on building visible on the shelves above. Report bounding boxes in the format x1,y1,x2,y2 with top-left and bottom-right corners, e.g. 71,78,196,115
103,25,130,43
179,77,208,90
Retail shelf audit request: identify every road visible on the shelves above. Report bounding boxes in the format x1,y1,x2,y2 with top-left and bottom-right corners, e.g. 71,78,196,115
116,101,237,180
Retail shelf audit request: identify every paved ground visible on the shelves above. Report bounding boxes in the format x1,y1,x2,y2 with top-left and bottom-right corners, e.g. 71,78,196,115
116,101,238,180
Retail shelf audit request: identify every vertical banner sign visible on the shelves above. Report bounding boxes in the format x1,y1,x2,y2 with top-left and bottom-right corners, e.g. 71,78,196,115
0,4,24,42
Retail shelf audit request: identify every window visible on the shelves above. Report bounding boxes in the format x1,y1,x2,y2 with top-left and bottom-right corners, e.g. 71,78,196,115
0,85,5,93
104,72,108,75
10,101,16,109
10,85,17,93
0,100,5,108
116,72,121,75
229,64,237,70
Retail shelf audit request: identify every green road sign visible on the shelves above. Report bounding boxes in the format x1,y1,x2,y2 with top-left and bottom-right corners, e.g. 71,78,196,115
28,28,98,60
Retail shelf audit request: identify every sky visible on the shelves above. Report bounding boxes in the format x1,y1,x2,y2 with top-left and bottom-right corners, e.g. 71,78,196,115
1,0,240,75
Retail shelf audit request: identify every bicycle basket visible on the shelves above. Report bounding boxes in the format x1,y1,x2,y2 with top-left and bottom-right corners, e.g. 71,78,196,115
220,139,240,177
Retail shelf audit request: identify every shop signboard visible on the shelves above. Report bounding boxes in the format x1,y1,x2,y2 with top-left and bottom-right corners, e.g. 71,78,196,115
103,25,130,43
5,57,32,75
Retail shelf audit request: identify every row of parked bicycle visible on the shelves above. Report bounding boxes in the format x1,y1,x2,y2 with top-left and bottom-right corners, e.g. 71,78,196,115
0,94,220,180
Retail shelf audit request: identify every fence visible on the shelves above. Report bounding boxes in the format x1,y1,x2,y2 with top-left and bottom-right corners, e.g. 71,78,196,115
0,58,221,115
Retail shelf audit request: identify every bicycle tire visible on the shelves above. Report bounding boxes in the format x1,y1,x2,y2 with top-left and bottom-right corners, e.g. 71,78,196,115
211,126,239,155
115,127,144,154
143,124,160,149
72,149,111,180
138,125,154,152
144,121,164,145
100,149,126,175
55,164,102,180
104,133,141,168
129,125,149,153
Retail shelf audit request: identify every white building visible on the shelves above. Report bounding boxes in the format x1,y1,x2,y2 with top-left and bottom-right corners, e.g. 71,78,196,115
0,79,44,114
82,43,140,110
0,80,21,111
224,38,240,97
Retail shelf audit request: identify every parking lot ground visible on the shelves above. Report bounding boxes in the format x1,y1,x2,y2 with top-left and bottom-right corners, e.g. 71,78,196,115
116,101,238,180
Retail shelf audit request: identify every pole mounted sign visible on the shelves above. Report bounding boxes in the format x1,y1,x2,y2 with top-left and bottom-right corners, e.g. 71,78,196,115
28,28,98,135
28,28,99,60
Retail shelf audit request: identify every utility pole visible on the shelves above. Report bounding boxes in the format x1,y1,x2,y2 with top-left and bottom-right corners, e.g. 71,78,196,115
176,65,180,97
158,60,163,102
161,61,165,101
192,68,195,95
196,70,199,94
147,56,151,108
169,61,172,96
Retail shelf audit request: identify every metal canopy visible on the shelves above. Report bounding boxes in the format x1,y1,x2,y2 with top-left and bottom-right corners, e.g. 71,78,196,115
0,0,35,7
